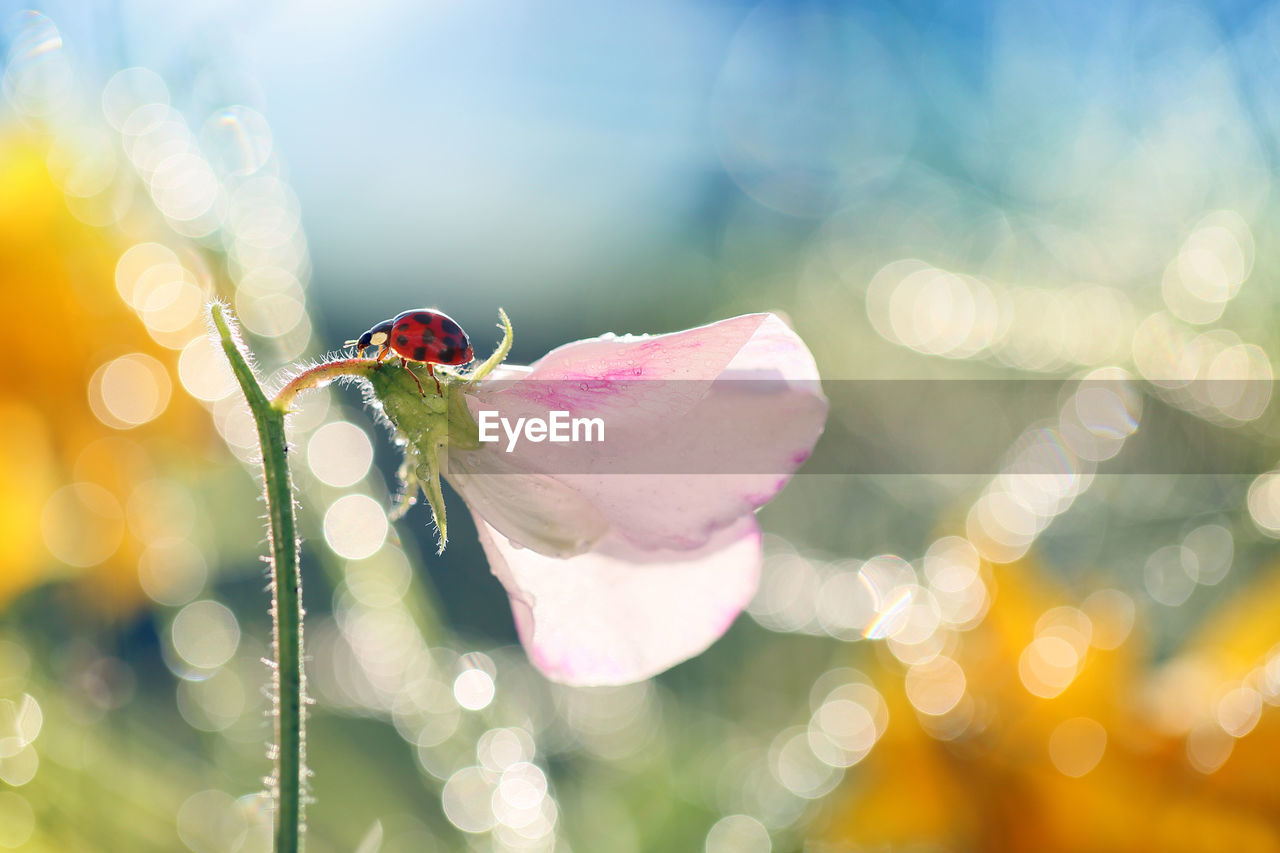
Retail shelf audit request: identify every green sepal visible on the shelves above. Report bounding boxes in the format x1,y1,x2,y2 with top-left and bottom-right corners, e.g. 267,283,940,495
368,309,512,553
466,308,513,385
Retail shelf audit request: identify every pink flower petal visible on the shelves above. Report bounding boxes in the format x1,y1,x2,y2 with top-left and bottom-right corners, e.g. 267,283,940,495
454,313,825,553
526,314,786,382
475,512,762,686
719,313,822,383
445,448,609,558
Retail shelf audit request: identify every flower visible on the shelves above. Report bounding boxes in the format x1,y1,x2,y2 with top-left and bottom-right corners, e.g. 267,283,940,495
817,555,1280,852
369,312,827,686
0,133,216,613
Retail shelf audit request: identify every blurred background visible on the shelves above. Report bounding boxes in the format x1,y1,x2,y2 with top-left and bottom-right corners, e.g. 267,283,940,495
4,0,1280,850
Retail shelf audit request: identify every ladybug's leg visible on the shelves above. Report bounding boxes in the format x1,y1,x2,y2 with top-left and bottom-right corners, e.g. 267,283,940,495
376,346,392,364
427,363,442,396
397,357,427,396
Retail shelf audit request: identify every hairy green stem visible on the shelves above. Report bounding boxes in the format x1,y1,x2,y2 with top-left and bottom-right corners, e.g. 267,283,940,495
210,304,305,853
204,307,510,851
273,357,380,412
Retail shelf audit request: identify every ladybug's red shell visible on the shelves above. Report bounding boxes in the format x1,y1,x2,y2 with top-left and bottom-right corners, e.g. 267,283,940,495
386,310,473,365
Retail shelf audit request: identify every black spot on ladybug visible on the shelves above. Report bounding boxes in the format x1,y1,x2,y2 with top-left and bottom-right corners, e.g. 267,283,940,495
412,312,433,325
396,334,410,346
412,346,428,361
437,347,454,363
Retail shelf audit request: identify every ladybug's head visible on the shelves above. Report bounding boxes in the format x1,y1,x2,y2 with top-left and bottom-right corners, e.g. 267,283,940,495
342,330,374,355
346,319,394,357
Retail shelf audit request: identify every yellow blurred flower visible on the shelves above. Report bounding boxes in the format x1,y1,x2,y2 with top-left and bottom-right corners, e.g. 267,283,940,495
0,133,214,614
820,558,1280,853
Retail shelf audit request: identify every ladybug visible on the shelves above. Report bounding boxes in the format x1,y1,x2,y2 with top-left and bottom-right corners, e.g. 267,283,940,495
347,309,474,395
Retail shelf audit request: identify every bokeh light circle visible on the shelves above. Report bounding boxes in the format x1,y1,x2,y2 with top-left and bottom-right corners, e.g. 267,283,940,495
200,105,273,177
323,495,388,560
178,335,237,402
88,353,172,429
442,766,499,833
307,422,374,488
1048,717,1106,777
706,814,771,853
171,600,240,671
40,483,124,568
0,792,35,848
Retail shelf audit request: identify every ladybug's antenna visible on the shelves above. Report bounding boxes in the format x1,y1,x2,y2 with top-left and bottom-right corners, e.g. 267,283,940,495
342,339,360,348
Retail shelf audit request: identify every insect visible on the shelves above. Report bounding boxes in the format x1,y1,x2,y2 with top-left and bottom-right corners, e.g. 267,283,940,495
346,309,475,395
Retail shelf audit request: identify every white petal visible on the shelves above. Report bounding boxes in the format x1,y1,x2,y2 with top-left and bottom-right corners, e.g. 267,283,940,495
446,447,609,557
476,513,762,686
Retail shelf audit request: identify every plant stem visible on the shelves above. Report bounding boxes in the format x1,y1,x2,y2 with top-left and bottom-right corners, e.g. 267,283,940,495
207,313,503,849
210,304,305,853
273,357,380,411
